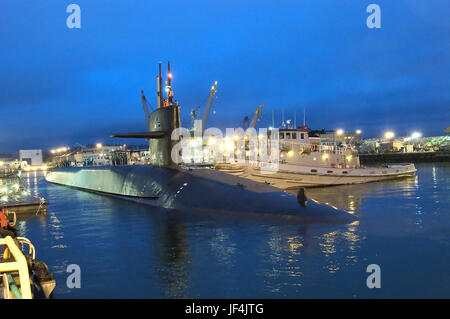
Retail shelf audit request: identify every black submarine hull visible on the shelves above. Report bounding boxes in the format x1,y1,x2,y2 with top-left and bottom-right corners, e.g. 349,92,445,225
46,165,357,224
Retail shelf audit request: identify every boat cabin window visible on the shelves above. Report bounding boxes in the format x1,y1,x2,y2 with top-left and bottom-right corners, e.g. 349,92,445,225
300,133,305,139
327,170,333,173
292,133,297,139
286,132,291,139
280,133,284,139
311,169,317,173
342,171,348,174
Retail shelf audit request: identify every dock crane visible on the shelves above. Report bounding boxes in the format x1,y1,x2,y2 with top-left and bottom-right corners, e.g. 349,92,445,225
242,116,250,130
190,106,201,130
247,104,265,132
201,81,218,134
141,90,152,130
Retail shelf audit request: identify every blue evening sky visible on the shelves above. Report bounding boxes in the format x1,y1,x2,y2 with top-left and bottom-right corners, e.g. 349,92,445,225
0,0,449,152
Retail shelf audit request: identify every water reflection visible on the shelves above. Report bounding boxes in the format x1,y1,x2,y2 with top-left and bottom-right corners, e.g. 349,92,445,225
208,228,236,265
301,175,418,212
152,213,189,298
13,164,450,298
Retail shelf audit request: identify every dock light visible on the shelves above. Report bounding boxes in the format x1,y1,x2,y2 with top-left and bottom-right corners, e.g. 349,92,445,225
96,143,103,149
384,131,395,139
336,129,344,136
356,130,362,134
0,161,3,166
346,155,353,161
322,154,329,160
225,141,234,151
411,132,422,139
287,150,294,157
41,164,48,170
50,150,56,154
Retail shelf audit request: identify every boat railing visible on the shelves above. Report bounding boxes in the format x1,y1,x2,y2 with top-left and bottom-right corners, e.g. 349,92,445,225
16,237,36,260
317,144,349,155
0,236,33,299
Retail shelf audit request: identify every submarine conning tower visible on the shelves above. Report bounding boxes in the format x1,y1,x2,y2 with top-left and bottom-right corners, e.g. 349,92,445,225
112,62,181,167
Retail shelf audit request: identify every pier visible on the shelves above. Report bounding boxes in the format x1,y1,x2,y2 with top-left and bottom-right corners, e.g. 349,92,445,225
359,151,450,164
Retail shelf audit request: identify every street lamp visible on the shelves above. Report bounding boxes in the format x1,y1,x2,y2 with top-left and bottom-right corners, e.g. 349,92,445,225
384,131,395,139
96,143,103,149
336,129,344,135
411,132,422,139
356,129,362,134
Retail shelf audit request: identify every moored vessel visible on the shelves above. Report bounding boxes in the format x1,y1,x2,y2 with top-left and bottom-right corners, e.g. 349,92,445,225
216,126,416,189
45,62,357,224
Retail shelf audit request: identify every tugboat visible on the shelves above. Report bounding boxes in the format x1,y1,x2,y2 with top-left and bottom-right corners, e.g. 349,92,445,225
46,62,356,224
1,208,55,299
215,125,416,190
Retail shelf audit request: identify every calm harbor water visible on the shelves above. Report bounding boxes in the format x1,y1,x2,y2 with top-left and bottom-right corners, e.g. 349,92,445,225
16,163,449,298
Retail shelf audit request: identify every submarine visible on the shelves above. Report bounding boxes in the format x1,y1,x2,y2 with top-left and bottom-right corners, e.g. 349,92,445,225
45,62,356,224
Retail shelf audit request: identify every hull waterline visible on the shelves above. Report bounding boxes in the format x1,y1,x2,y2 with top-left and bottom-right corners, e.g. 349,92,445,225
45,165,357,224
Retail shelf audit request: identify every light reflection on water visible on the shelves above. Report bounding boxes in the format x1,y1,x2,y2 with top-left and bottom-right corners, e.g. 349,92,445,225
13,163,450,298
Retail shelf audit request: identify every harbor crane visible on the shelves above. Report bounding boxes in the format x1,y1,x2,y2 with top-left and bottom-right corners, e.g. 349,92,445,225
201,81,218,134
242,116,250,130
247,104,265,132
141,90,152,130
190,105,201,130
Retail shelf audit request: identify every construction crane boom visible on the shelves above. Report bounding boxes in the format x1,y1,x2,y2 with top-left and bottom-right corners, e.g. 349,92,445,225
248,104,265,131
201,81,218,134
141,90,152,129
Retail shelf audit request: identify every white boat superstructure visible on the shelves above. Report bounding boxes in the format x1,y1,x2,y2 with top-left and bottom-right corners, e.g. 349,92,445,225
215,126,417,189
